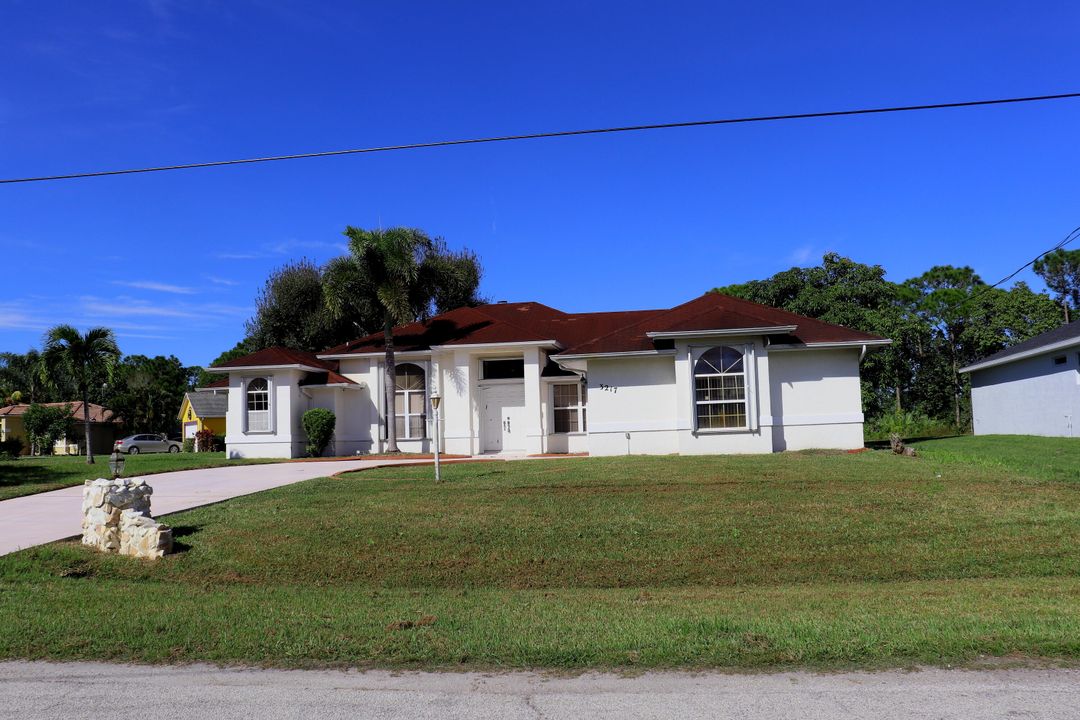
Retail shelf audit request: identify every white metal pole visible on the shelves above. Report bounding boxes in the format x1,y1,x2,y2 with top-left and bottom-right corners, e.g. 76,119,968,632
434,405,441,483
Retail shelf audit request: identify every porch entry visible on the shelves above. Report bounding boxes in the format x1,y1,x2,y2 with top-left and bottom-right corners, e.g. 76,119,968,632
481,383,526,453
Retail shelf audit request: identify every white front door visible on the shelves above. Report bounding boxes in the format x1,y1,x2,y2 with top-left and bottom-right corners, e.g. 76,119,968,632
482,384,526,453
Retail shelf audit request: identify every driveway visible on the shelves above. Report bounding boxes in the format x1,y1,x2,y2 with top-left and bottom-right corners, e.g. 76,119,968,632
2,661,1078,720
0,457,439,556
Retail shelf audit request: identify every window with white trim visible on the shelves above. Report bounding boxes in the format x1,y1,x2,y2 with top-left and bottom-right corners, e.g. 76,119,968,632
552,383,587,433
394,363,426,439
246,377,271,432
694,347,747,430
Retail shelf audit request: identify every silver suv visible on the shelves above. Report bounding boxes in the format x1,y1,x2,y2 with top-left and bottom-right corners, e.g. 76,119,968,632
114,433,183,455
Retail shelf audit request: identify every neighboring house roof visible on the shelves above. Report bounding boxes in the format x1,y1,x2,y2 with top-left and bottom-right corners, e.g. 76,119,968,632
198,378,229,390
960,320,1080,373
0,402,119,423
209,293,888,371
182,392,228,419
209,346,359,386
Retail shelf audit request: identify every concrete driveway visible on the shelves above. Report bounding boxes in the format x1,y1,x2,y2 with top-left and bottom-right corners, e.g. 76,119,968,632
2,661,1078,720
0,457,436,556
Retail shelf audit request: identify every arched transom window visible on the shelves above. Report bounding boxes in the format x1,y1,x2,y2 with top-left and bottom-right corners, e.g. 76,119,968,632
693,347,747,430
246,377,271,432
394,363,426,439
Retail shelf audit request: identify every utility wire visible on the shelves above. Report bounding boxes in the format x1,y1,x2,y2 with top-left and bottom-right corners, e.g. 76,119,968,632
946,225,1080,313
3,91,1080,185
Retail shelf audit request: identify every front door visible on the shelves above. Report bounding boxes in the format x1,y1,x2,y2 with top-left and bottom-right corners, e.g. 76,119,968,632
482,384,526,453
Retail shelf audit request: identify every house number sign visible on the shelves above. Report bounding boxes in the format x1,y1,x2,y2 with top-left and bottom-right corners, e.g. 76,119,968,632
598,383,619,393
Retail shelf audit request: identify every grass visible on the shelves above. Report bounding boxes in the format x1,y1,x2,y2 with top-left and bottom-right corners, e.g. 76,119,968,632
913,434,1080,483
0,452,273,501
1,440,1079,670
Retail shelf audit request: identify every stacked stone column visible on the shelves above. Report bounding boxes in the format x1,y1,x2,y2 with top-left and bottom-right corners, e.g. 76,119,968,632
81,478,173,559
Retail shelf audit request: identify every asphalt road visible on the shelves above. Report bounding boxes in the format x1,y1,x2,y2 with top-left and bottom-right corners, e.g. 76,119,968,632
2,661,1078,720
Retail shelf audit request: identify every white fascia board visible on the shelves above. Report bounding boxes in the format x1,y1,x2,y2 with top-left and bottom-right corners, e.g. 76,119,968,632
428,340,561,351
304,382,366,390
204,364,324,374
959,337,1080,373
645,326,798,339
317,350,432,360
554,349,677,361
767,339,892,352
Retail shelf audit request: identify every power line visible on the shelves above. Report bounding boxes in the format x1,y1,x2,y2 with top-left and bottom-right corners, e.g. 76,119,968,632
3,91,1080,185
947,225,1080,313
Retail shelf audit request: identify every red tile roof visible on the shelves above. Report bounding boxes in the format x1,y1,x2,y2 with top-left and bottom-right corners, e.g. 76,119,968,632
211,346,358,386
213,295,886,370
560,293,885,355
0,402,119,423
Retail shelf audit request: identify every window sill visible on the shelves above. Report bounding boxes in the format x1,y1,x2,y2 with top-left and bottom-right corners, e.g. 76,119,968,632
692,427,752,436
243,430,276,436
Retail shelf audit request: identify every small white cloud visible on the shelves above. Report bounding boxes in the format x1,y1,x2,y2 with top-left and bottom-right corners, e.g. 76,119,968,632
112,280,196,295
82,298,196,319
787,245,816,265
204,275,239,286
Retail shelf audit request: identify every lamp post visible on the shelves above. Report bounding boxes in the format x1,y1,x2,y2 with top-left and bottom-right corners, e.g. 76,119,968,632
108,449,125,480
430,392,442,483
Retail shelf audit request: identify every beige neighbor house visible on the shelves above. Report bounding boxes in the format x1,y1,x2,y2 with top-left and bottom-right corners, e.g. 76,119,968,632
0,402,120,456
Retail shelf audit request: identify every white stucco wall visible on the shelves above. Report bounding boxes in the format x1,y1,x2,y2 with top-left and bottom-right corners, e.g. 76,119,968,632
970,347,1080,437
224,369,305,458
766,348,865,451
584,355,681,456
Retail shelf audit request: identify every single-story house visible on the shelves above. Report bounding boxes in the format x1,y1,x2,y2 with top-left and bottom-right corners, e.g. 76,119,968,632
207,293,890,459
177,384,228,440
960,320,1080,437
0,402,121,456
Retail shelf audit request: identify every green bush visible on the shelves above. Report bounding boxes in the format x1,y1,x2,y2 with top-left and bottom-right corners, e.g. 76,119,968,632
182,438,195,453
302,408,336,457
0,437,24,459
865,410,956,441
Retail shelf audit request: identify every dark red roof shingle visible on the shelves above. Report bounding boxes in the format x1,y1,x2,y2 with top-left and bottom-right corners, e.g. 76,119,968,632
213,295,886,369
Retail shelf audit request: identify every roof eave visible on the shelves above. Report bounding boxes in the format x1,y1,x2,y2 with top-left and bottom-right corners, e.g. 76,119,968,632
555,349,678,361
767,339,892,352
959,336,1080,373
645,325,798,339
205,363,325,374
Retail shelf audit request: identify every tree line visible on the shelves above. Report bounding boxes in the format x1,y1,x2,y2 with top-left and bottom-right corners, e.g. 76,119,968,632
716,249,1080,430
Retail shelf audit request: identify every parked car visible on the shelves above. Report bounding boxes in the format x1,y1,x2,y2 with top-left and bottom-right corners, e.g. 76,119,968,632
114,434,182,455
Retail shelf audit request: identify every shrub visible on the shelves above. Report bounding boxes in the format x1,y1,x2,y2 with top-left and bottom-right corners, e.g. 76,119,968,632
865,410,955,441
22,403,74,456
182,438,195,453
0,437,24,459
194,428,219,453
302,408,336,457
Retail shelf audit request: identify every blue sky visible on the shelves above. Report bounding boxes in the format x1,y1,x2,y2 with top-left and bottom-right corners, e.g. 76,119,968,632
2,1,1079,367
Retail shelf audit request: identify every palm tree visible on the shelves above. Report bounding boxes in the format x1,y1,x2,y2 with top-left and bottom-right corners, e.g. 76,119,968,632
40,326,120,464
323,227,480,453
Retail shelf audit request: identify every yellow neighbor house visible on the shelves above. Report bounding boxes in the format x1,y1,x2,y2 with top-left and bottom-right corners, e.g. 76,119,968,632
178,390,228,440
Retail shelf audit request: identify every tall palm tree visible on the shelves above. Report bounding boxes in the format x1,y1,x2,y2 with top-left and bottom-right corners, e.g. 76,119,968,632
323,227,480,453
40,326,120,464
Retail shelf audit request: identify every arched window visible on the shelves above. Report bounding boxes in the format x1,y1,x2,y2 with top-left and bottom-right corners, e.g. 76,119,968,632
693,347,747,430
394,363,426,439
246,377,271,432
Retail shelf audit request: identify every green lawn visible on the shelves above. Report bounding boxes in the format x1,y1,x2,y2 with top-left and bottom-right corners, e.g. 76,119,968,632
913,434,1080,483
0,452,273,501
1,441,1079,670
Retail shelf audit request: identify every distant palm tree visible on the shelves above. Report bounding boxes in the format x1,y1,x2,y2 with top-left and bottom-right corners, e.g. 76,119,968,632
40,326,120,464
324,227,480,453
